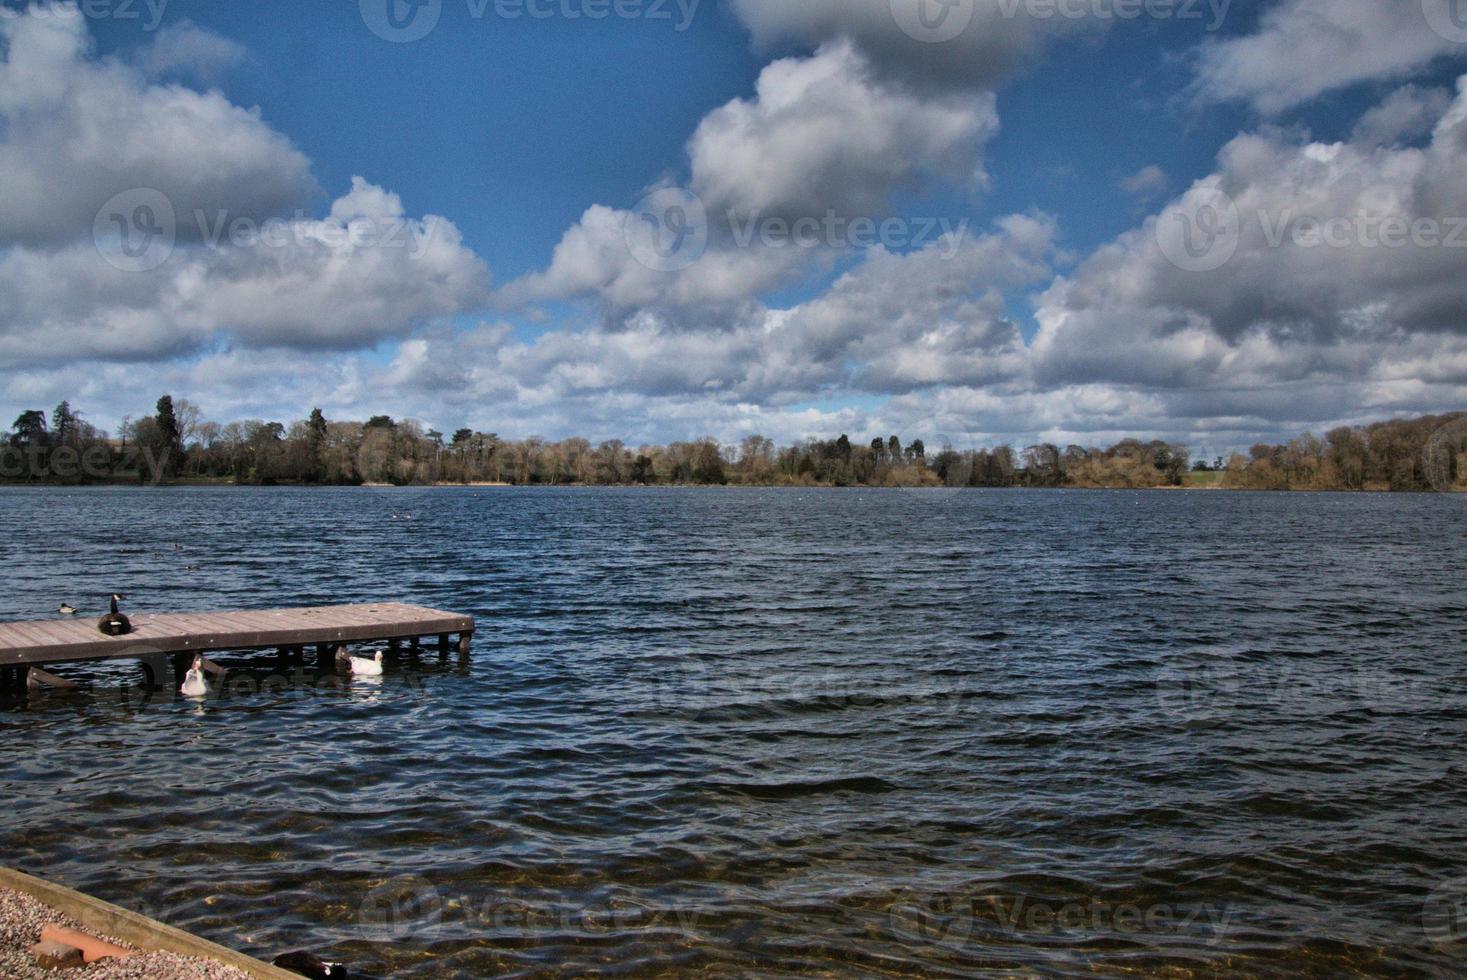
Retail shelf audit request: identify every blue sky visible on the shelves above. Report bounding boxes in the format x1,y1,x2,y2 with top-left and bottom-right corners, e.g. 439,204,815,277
3,0,1467,454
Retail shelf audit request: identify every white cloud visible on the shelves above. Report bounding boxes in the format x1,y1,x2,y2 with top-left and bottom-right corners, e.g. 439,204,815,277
1191,0,1464,114
0,7,314,248
727,0,1097,92
503,43,998,314
1120,164,1168,199
1029,76,1467,423
0,9,491,368
132,20,247,82
688,41,997,220
0,178,490,365
1352,85,1454,147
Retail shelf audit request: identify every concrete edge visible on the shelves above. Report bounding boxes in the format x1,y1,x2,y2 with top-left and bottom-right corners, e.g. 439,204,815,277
0,868,299,980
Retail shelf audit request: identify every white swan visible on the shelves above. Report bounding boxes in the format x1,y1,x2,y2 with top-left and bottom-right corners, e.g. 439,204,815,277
180,656,209,698
348,650,385,677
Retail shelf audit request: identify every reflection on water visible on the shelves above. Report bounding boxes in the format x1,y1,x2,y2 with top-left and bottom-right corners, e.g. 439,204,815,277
2,486,1466,976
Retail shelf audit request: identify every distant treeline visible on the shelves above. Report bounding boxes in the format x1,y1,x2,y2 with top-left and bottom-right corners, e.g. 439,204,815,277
3,397,1464,492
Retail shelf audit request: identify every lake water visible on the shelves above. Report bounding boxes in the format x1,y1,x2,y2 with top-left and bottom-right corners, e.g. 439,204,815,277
2,486,1466,977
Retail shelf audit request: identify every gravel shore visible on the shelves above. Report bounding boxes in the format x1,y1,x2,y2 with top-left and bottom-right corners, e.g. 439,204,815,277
0,885,254,979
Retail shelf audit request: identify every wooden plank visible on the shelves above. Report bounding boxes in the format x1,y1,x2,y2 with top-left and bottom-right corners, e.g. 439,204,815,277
0,603,475,667
0,868,298,980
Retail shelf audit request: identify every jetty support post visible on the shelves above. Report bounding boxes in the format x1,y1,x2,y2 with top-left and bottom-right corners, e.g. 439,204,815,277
139,652,170,690
171,652,194,688
458,631,473,657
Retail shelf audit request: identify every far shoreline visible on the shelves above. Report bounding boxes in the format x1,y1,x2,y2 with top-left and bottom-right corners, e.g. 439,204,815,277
0,480,1460,496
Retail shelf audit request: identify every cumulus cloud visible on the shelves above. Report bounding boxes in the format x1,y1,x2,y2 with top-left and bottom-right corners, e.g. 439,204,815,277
488,213,1055,412
1191,0,1465,114
1030,76,1467,415
0,6,314,248
0,178,490,365
1352,85,1454,147
727,0,1098,92
0,9,490,368
689,42,996,220
504,43,998,314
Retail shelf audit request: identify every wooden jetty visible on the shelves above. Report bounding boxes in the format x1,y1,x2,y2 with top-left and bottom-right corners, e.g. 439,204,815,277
0,867,298,978
0,602,475,688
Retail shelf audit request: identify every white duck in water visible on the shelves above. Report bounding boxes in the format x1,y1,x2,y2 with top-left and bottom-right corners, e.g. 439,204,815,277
180,656,209,698
337,647,385,676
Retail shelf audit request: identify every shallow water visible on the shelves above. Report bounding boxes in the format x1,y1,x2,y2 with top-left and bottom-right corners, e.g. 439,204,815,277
2,486,1466,977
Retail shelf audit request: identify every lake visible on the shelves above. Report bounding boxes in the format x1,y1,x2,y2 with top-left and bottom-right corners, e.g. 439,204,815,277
2,486,1466,976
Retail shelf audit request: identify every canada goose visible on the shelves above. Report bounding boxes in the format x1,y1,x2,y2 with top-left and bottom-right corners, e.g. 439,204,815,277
97,594,131,636
57,603,76,616
272,951,351,978
180,656,208,698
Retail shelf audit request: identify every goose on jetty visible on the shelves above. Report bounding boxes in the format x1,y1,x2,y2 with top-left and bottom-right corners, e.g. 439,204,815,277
337,646,385,676
180,656,208,698
96,594,131,637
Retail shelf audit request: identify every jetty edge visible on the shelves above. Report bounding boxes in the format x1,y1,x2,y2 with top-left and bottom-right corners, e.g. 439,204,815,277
0,867,298,978
0,602,475,686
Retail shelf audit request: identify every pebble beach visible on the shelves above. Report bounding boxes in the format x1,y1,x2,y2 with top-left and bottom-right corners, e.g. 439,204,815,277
0,886,252,980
